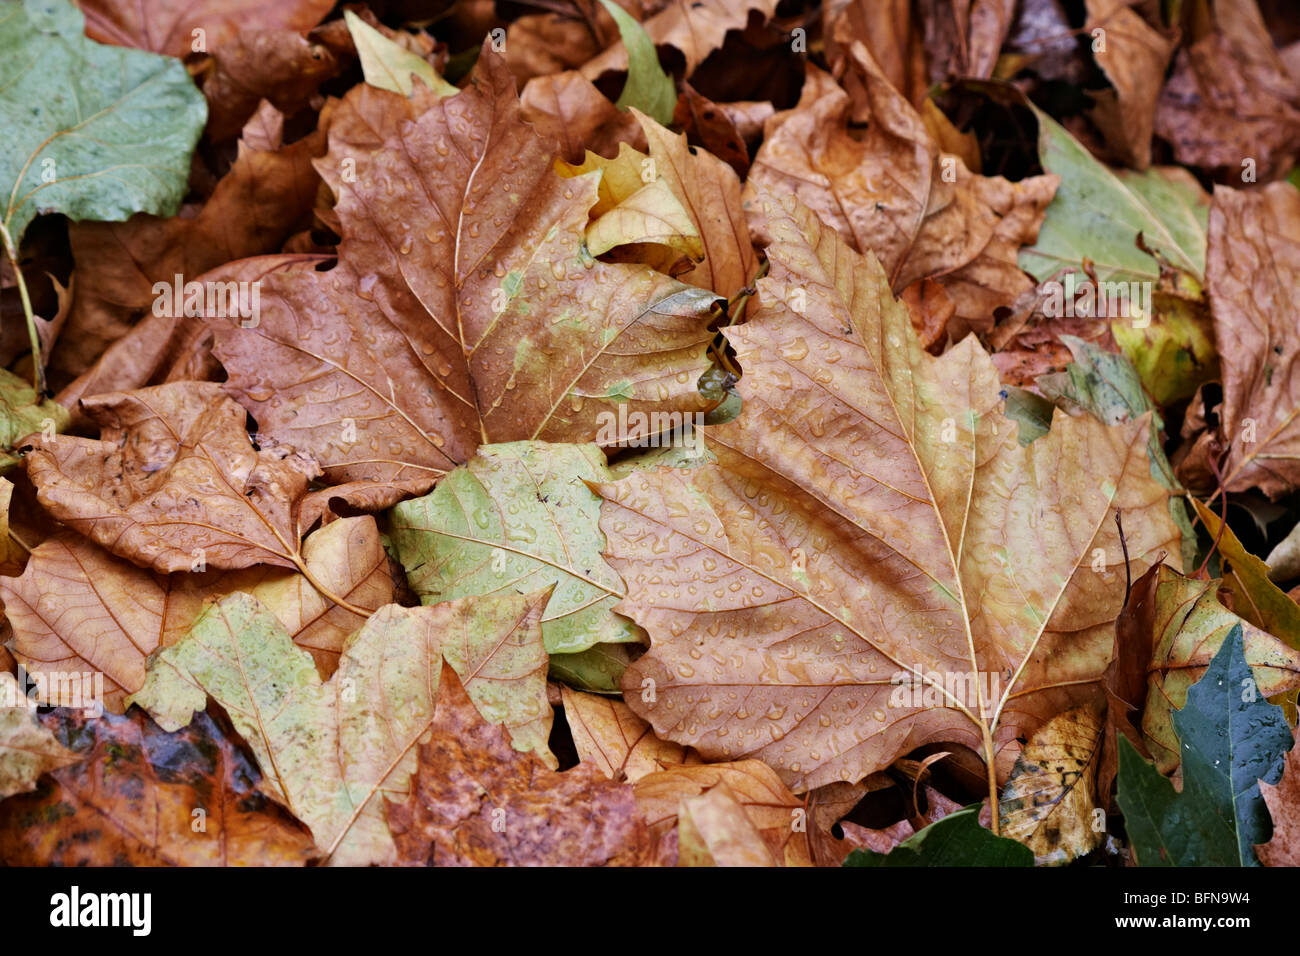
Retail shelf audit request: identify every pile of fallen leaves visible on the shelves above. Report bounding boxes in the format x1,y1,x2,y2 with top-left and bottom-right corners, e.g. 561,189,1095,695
2,0,1300,868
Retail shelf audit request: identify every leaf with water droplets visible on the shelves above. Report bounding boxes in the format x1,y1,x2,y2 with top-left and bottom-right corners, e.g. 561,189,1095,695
389,441,639,655
210,48,717,492
1118,625,1293,866
595,190,1180,799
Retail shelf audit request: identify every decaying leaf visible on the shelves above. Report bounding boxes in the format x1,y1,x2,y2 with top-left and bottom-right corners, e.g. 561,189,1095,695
0,672,79,797
0,706,316,865
387,662,652,866
1257,728,1300,866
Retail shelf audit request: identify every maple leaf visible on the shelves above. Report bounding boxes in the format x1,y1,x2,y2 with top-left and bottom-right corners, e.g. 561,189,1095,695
1193,183,1300,499
130,589,554,865
0,515,396,712
76,0,335,59
387,662,652,866
561,685,692,782
633,760,813,866
0,706,316,865
595,191,1179,810
746,57,1058,336
210,48,718,492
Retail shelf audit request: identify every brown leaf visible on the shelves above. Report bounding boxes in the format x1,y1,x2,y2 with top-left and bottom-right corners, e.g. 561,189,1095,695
210,49,716,491
0,706,317,865
746,58,1056,336
24,382,323,575
596,191,1178,794
78,0,335,59
633,760,813,866
674,82,751,177
1155,0,1300,181
1084,0,1176,170
203,28,349,142
386,663,652,865
1257,727,1300,866
561,685,691,781
0,515,396,712
581,0,779,80
676,783,778,865
1205,183,1300,498
520,70,646,163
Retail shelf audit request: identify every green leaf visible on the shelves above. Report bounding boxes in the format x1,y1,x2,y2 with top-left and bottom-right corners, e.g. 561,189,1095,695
129,589,554,865
843,805,1034,867
1118,625,1292,866
596,0,675,127
343,10,457,98
1019,109,1207,284
548,642,635,693
0,0,206,245
388,441,641,655
0,365,66,470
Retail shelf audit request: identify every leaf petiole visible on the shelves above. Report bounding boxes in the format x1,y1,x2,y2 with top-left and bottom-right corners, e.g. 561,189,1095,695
0,220,44,396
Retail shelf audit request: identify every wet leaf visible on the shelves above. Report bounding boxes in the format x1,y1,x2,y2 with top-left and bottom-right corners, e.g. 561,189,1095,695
843,805,1033,867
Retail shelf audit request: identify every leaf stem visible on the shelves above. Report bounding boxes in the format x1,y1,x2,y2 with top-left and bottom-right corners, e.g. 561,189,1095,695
292,557,371,617
0,221,44,395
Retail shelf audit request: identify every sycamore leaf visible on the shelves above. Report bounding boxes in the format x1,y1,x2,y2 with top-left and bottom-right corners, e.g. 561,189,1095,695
676,783,778,866
633,760,813,866
997,702,1104,866
843,805,1033,867
1035,336,1196,569
0,706,315,865
0,516,397,712
21,382,320,574
595,0,674,126
0,0,206,246
1138,565,1300,773
344,10,457,98
1203,183,1300,499
389,441,639,655
562,685,689,782
76,0,333,58
582,0,779,80
1257,728,1300,866
0,365,66,471
210,50,717,489
386,662,652,866
746,59,1057,334
596,190,1179,795
0,477,25,575
1020,108,1208,284
129,590,553,865
1119,625,1292,867
0,672,79,797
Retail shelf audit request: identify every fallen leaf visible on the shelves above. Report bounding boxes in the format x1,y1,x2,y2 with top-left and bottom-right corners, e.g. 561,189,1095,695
676,783,778,865
1256,728,1300,866
77,0,335,59
0,515,396,712
997,702,1104,865
1084,0,1175,170
562,685,688,781
386,662,652,866
129,589,553,864
389,441,639,655
597,190,1179,798
210,49,717,490
0,672,78,797
0,705,316,865
1119,625,1292,866
0,367,66,471
843,804,1033,866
